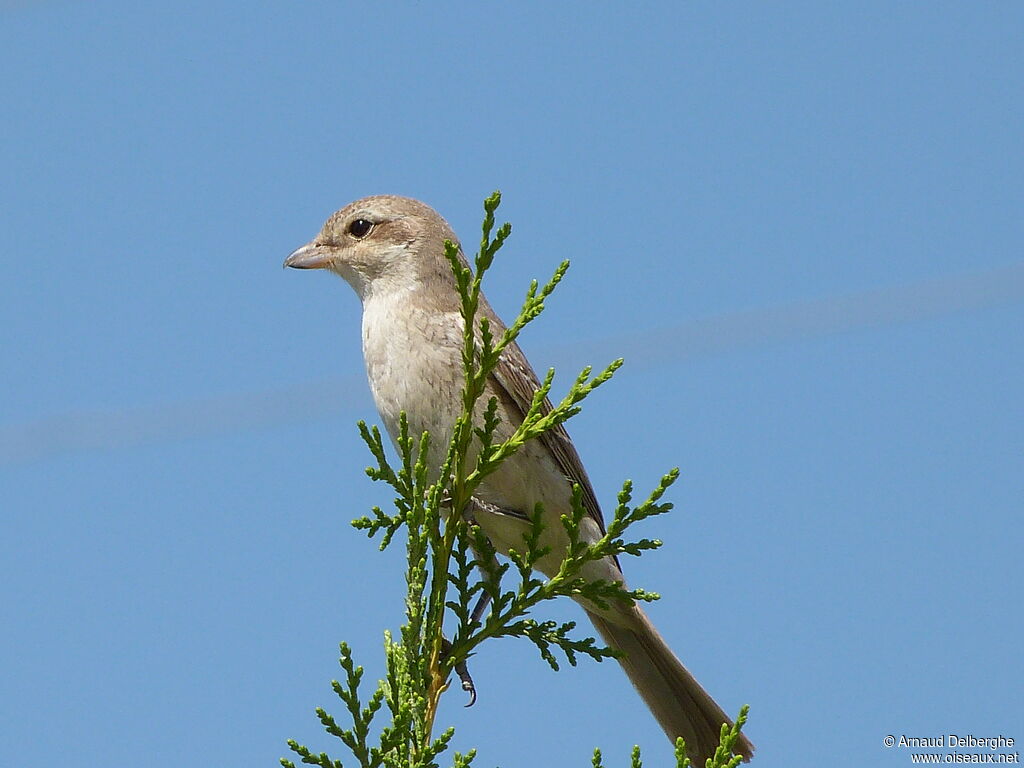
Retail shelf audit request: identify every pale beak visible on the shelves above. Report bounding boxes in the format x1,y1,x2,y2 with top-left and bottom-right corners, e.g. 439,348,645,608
284,242,332,269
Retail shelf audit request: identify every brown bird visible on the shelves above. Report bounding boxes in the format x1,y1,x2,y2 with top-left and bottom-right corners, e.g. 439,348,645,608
285,195,754,763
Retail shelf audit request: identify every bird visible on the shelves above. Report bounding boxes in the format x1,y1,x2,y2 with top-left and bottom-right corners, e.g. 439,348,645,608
284,194,754,763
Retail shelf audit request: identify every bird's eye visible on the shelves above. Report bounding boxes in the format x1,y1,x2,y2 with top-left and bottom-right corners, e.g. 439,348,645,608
348,218,374,239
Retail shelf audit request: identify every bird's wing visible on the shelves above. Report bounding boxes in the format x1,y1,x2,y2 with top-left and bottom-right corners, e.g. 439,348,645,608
490,338,608,535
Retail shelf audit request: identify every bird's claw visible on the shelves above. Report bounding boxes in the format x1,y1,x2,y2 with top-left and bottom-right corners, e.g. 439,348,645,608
441,637,478,707
455,657,477,707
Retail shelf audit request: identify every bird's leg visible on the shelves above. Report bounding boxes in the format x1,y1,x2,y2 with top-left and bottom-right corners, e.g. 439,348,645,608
469,590,493,626
464,496,524,626
434,496,527,707
464,495,536,626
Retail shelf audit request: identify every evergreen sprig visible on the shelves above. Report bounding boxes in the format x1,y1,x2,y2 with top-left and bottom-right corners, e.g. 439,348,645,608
590,706,750,768
283,192,751,768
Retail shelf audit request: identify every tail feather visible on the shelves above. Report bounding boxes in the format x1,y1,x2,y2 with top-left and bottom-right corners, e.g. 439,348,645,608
586,607,755,764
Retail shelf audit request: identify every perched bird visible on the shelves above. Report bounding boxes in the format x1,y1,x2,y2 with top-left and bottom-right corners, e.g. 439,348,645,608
284,195,754,763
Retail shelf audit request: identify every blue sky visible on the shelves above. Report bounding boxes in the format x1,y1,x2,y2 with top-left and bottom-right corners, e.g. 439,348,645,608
2,2,1021,766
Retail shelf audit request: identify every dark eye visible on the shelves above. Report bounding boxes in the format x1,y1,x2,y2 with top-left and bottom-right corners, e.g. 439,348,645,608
348,218,374,238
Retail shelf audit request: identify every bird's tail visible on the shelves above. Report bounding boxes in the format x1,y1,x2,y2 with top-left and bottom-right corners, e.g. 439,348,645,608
585,606,755,764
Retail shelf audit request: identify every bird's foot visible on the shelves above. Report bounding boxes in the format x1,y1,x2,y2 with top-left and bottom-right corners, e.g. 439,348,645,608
440,637,477,707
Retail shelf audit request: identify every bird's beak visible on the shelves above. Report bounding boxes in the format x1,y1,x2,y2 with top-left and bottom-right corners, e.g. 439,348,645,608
284,242,331,270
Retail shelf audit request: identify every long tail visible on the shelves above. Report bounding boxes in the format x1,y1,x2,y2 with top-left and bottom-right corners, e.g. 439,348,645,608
585,606,755,763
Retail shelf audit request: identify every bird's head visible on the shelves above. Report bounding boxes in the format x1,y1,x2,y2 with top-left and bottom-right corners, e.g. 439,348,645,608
284,195,462,302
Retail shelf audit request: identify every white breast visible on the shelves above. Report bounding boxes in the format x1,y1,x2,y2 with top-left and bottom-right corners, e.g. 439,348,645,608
360,290,464,452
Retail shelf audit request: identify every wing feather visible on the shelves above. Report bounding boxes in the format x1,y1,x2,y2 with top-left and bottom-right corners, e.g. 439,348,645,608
490,339,607,535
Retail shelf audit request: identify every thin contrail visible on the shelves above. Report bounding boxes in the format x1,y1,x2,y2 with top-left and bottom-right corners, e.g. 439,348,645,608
553,260,1024,370
0,377,371,465
3,261,1022,465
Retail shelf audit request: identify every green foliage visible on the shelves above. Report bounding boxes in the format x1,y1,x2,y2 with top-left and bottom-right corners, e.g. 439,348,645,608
592,706,751,768
283,192,750,768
